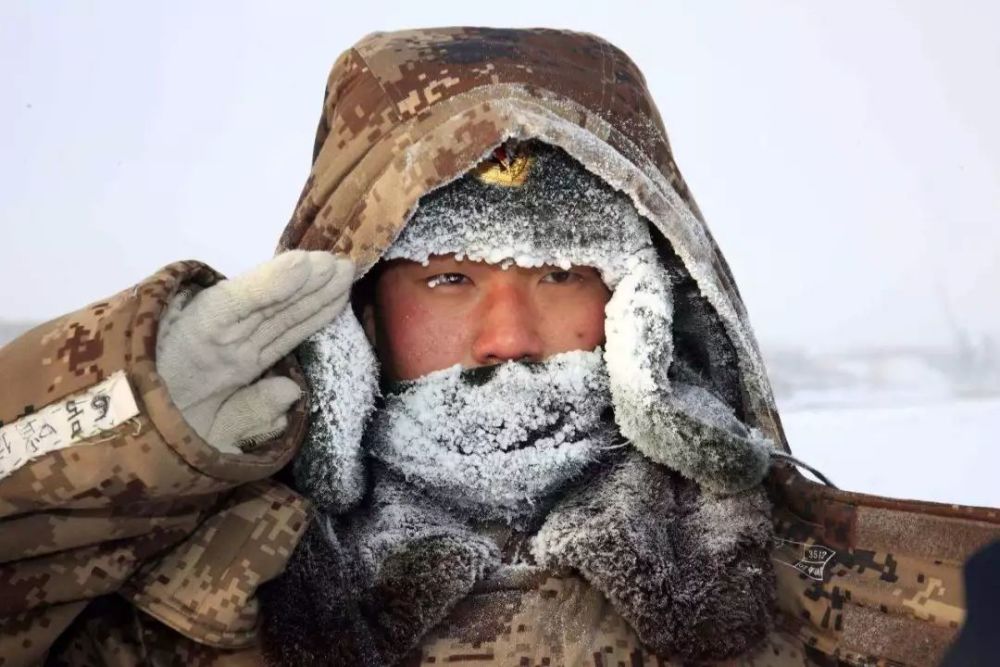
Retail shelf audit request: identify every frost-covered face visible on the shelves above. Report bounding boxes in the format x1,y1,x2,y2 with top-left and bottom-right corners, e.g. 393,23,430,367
369,348,616,523
361,254,611,381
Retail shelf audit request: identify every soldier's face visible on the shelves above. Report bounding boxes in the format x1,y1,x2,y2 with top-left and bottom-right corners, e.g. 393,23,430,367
361,255,611,381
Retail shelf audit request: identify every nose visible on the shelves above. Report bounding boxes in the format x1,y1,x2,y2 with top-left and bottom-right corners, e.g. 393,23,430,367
471,282,544,365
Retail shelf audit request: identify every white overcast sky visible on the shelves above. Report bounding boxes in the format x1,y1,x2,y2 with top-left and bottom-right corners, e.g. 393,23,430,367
2,1,998,354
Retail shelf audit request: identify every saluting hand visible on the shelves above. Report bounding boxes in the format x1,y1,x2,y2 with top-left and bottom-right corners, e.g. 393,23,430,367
156,250,355,453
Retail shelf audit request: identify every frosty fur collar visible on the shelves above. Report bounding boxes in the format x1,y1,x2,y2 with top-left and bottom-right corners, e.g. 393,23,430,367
368,349,618,525
259,450,775,666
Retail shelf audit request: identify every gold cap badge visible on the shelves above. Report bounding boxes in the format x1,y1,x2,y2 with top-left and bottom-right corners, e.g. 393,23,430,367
473,144,534,187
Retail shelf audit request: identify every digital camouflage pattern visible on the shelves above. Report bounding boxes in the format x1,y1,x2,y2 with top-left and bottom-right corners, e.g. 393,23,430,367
0,262,309,666
405,570,820,666
278,26,785,450
410,570,694,665
766,468,1000,666
384,483,1000,667
1,25,999,667
276,26,1000,666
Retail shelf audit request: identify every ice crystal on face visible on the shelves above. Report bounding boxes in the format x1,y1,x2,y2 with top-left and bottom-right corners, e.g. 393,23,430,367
366,349,618,524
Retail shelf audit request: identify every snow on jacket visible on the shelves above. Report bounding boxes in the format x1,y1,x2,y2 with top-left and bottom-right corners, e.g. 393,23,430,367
0,26,997,667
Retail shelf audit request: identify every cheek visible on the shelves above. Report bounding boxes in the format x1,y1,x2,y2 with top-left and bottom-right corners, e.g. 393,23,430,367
572,301,609,349
539,289,609,354
376,292,471,380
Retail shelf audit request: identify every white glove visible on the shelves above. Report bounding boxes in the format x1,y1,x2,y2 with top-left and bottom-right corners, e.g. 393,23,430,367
156,250,355,454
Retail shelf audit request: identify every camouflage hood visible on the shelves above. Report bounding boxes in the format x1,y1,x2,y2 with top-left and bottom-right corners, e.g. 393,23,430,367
278,26,787,455
1,28,995,667
258,28,1000,667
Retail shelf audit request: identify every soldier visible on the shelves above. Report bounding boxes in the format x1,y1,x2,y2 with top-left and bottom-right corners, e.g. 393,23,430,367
1,27,996,667
257,139,774,665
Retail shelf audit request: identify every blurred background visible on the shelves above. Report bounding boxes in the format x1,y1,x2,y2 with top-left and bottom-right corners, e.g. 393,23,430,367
2,1,997,505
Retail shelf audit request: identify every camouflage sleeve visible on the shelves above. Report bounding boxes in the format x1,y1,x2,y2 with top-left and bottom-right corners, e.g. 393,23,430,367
0,261,311,666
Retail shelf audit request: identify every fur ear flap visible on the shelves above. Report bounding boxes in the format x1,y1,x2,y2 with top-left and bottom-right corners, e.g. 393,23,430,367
294,307,380,514
260,497,501,667
259,517,381,666
604,251,771,494
530,450,775,662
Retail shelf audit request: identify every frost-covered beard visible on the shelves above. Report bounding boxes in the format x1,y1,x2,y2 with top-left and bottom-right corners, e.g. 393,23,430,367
367,349,617,525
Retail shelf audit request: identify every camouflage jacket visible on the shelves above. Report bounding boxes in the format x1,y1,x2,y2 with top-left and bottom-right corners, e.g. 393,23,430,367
2,26,999,667
273,27,1000,664
0,263,310,666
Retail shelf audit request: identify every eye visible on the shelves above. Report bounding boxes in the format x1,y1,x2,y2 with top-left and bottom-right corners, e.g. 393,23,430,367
541,270,581,285
426,272,471,288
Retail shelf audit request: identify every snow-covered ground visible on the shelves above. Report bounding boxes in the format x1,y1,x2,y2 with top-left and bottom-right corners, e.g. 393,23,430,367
779,396,1000,508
